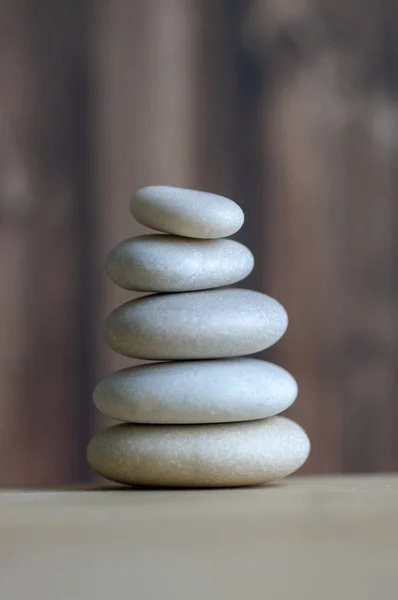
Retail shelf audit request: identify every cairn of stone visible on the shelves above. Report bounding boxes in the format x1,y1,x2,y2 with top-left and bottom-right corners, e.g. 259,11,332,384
87,186,310,487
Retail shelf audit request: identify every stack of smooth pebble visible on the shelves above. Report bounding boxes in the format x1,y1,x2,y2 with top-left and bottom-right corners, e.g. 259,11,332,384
87,186,310,487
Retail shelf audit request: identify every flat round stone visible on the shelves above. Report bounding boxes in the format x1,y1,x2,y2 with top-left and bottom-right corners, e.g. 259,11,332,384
131,186,244,239
94,358,298,424
87,416,310,487
106,234,254,292
103,288,288,360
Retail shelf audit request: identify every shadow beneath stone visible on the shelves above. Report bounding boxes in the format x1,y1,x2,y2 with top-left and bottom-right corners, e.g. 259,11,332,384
85,480,286,492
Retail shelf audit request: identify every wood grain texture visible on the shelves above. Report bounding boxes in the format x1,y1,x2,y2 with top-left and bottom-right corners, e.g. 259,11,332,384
1,0,398,483
0,0,93,484
1,475,397,599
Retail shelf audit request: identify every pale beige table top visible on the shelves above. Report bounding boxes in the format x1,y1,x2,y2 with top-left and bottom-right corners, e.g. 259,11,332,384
1,475,397,600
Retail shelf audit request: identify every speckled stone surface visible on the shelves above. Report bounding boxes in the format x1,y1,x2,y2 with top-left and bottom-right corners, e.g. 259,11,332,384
106,234,254,292
94,358,298,424
89,186,310,487
87,416,310,487
131,186,244,239
103,288,288,360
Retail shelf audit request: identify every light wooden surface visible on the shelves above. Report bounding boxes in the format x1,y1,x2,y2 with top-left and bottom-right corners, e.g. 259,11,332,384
0,475,397,599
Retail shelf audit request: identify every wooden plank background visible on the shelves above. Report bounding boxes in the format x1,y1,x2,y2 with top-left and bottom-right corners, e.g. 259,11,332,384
0,0,397,484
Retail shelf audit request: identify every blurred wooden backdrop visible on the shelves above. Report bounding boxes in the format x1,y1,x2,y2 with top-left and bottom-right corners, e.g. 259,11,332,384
1,0,398,484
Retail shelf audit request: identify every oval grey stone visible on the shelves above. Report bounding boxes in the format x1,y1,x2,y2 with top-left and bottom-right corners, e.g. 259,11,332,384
87,416,310,487
103,288,288,360
106,234,254,292
94,358,298,424
131,186,244,239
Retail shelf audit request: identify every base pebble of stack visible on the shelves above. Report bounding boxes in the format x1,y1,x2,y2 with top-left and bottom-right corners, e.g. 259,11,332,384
87,417,310,488
88,185,310,487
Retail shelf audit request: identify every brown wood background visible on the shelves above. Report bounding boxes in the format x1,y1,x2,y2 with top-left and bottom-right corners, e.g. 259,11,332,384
1,0,397,484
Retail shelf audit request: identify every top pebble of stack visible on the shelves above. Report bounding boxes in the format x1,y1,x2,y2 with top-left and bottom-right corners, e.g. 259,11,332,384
131,185,244,238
